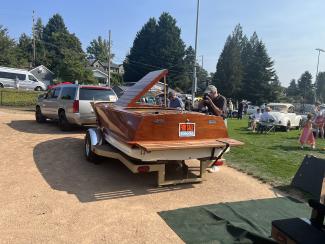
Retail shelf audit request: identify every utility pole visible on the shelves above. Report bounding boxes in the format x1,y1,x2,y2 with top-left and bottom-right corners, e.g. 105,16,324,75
191,0,200,108
315,48,324,102
200,55,204,68
32,10,36,67
107,30,111,87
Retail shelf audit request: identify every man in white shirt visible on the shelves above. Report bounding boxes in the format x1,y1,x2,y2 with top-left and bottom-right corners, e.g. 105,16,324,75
260,107,275,122
258,107,276,133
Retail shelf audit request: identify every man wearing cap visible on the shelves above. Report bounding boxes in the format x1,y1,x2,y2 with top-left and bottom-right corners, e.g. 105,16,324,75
168,91,184,109
199,85,227,118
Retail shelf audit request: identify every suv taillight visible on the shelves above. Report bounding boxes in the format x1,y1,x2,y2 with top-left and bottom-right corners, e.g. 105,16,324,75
73,100,79,113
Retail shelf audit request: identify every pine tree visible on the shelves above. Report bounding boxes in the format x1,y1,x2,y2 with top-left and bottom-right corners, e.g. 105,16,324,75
34,18,47,66
154,12,186,87
212,24,244,99
123,12,186,88
43,14,94,82
123,18,158,82
0,25,18,67
268,74,284,102
86,36,114,62
287,79,298,97
297,71,314,104
17,33,32,68
182,46,209,93
241,33,276,104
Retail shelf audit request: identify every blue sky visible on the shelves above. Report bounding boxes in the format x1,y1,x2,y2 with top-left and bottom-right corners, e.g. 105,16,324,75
1,0,324,86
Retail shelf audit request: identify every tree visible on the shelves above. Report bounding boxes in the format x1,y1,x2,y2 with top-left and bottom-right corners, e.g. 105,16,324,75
182,46,209,93
86,36,114,62
286,79,298,97
241,33,276,104
123,17,158,82
213,24,244,99
43,14,68,43
268,74,284,102
34,18,48,66
297,71,314,104
0,25,18,66
123,12,186,89
316,72,325,102
153,12,186,87
17,33,32,68
42,14,93,82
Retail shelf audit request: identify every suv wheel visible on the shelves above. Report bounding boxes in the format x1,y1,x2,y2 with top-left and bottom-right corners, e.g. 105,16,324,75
34,86,42,91
58,110,72,131
35,106,46,123
0,83,3,88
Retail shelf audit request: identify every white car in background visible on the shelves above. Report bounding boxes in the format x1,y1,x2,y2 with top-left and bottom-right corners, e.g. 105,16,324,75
247,105,259,115
267,103,302,131
0,66,47,91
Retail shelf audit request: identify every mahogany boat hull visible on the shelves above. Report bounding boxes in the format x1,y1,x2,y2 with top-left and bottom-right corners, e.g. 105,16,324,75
93,103,242,161
95,103,228,143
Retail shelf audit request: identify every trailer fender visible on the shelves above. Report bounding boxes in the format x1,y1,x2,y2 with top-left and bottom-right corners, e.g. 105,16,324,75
87,128,103,150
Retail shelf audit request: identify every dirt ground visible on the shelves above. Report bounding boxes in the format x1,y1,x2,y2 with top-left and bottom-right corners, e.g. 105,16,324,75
0,108,282,243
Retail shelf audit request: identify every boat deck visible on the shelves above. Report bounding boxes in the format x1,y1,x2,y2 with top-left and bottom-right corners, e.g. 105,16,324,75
131,138,243,152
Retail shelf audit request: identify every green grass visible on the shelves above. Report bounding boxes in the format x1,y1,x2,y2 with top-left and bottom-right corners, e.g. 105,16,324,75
0,89,42,106
225,118,325,186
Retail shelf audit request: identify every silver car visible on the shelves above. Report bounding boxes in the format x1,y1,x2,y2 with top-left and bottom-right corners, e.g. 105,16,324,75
35,84,118,130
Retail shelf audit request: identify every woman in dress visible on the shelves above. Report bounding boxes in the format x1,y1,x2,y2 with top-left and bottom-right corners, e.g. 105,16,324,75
299,113,315,149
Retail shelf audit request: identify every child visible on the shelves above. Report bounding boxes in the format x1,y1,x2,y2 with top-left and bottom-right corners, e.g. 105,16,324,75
299,113,315,149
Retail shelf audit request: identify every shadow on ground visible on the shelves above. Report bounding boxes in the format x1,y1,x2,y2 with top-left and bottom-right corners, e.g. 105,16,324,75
33,137,192,202
7,120,88,134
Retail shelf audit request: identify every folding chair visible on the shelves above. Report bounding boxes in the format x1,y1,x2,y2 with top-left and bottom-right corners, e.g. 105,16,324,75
257,119,275,134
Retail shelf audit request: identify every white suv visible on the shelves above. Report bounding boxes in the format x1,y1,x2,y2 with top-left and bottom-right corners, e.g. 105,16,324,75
35,84,118,130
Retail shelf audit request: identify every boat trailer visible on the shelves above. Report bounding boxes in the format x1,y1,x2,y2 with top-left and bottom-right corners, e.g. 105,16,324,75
84,128,230,186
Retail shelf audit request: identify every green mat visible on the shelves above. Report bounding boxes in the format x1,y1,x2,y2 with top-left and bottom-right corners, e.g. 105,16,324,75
159,197,310,244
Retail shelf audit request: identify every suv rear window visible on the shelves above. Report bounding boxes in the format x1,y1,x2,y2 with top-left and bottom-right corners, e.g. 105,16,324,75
60,87,76,100
79,88,116,101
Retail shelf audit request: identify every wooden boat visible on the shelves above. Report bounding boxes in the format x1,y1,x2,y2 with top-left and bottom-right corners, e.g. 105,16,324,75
93,69,243,162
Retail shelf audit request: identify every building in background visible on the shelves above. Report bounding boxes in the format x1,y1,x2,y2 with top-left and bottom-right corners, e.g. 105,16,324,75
29,65,54,87
87,59,124,84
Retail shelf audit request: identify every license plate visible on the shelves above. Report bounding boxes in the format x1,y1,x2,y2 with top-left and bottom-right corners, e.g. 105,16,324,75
179,123,195,137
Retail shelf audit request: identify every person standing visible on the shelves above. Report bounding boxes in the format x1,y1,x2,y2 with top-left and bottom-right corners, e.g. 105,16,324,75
198,85,227,173
238,100,244,119
227,99,234,118
199,85,227,118
299,113,316,149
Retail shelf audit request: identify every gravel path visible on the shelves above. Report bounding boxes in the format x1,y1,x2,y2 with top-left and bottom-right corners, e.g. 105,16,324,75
0,108,280,243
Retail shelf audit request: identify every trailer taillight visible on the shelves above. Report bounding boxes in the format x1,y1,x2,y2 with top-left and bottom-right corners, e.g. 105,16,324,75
73,100,79,113
137,166,150,173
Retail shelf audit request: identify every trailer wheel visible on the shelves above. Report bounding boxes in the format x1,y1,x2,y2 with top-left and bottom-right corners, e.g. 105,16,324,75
85,131,100,163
